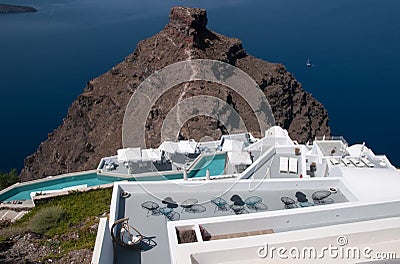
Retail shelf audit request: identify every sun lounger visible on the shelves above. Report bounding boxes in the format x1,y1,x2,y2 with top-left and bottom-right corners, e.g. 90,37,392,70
279,157,289,173
361,157,375,168
350,158,364,168
330,158,340,166
289,158,298,174
341,158,353,167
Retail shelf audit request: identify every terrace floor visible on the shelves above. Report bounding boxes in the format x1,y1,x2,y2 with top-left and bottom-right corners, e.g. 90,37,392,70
0,200,33,222
0,209,28,222
113,179,349,264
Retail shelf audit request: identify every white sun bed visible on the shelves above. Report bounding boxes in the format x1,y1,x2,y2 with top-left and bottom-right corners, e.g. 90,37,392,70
289,158,298,174
330,158,340,166
361,157,375,168
350,158,364,168
279,157,289,173
341,158,352,167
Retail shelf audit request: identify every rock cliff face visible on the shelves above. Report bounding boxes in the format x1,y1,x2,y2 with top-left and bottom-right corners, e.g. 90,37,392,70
20,6,330,181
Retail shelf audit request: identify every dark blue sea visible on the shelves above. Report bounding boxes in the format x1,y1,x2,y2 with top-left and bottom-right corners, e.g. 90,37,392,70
1,0,399,172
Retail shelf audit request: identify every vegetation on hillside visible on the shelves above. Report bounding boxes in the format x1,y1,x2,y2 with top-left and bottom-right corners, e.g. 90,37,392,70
0,187,113,261
0,169,19,191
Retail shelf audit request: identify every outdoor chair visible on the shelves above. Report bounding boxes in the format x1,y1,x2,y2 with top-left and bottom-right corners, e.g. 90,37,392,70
181,198,199,213
211,197,230,213
230,204,248,215
244,196,268,211
312,190,334,205
111,218,144,249
188,204,206,214
281,196,298,209
141,201,160,217
159,207,180,221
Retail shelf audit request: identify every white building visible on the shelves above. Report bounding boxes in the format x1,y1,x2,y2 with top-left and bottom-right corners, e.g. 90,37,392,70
92,126,400,264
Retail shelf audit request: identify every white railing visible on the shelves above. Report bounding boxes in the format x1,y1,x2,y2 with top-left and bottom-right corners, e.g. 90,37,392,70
315,136,348,146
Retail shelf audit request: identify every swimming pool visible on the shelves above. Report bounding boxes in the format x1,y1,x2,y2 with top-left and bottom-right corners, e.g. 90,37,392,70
188,154,226,178
0,154,227,202
133,154,226,180
0,173,121,202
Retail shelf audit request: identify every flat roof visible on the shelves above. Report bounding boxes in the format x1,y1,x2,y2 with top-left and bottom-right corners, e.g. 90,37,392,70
339,167,400,201
110,178,353,264
182,216,400,263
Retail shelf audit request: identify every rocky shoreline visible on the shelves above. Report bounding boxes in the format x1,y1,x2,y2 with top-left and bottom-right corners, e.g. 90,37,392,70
0,4,37,14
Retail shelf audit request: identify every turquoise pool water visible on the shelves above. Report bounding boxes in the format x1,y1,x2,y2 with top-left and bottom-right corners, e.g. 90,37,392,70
129,154,226,180
189,154,226,178
0,173,120,202
0,173,185,202
0,154,226,201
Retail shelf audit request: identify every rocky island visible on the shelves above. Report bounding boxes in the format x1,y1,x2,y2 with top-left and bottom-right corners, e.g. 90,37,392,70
0,4,37,13
20,6,330,181
1,6,332,263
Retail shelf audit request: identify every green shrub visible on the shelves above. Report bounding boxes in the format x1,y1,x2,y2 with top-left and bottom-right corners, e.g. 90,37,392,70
28,206,66,235
0,226,26,239
0,169,19,191
4,188,112,253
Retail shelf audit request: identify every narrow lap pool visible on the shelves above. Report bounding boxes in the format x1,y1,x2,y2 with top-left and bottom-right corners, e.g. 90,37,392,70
0,173,121,202
0,154,227,202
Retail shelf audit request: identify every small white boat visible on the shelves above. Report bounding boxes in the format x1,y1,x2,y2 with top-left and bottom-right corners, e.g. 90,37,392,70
306,58,313,67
